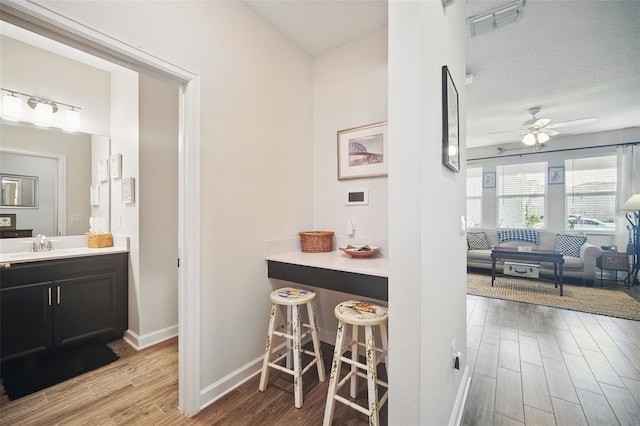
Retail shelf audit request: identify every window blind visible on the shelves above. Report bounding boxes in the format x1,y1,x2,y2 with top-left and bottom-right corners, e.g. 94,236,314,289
497,162,546,228
466,167,482,228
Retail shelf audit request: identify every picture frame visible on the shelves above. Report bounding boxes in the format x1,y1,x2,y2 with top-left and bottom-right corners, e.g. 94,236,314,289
0,213,16,230
442,65,460,173
110,153,122,179
90,185,100,206
548,166,564,185
122,177,135,204
98,158,109,182
483,172,496,188
338,122,388,180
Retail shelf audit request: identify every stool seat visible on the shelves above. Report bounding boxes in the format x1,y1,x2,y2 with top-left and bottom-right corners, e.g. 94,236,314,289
334,300,388,326
271,287,317,305
324,300,388,425
259,286,325,408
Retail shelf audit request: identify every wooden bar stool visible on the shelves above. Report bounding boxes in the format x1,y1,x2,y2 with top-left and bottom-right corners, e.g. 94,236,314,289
323,300,388,426
259,287,325,408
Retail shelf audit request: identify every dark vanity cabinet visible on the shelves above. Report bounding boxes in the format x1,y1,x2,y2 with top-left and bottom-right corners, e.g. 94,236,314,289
0,253,128,362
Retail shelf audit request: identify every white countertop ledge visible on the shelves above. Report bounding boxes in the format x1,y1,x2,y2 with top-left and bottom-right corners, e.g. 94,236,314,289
0,235,129,265
266,250,388,278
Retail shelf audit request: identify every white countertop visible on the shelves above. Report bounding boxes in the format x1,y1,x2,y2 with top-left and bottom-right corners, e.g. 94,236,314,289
0,235,129,265
266,250,388,278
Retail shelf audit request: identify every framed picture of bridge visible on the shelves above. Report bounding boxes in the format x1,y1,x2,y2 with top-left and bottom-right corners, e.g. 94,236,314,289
337,121,388,180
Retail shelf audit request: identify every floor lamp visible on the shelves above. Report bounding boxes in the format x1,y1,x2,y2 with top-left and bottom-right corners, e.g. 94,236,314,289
621,194,640,286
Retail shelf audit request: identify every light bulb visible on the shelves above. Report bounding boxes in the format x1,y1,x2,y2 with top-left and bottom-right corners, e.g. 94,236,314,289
448,144,458,156
64,109,80,131
537,132,550,143
34,102,54,127
522,133,536,145
2,94,22,120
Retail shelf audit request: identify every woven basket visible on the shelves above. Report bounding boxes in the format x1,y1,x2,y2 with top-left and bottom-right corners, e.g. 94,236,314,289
299,231,334,253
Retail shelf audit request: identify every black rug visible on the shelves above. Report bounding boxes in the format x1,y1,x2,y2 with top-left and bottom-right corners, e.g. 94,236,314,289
0,343,119,400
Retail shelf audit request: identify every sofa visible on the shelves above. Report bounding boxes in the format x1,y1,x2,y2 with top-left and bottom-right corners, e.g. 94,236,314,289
467,228,602,284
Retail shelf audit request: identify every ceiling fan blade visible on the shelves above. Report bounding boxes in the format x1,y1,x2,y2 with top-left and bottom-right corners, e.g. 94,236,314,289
542,129,559,136
534,118,550,127
488,129,523,135
546,117,597,129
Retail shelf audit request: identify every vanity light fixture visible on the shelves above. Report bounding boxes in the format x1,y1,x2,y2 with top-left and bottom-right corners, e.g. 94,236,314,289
1,88,82,131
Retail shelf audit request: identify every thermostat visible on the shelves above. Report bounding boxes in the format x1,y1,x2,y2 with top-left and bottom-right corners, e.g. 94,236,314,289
345,189,369,206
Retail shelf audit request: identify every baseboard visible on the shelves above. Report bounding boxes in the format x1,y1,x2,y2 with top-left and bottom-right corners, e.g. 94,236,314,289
449,364,471,426
199,340,289,410
123,325,178,350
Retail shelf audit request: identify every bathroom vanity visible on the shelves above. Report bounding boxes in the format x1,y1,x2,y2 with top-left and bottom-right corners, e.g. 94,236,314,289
0,245,128,363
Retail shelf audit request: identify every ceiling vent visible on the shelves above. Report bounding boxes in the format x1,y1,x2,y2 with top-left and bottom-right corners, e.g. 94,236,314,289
467,0,525,38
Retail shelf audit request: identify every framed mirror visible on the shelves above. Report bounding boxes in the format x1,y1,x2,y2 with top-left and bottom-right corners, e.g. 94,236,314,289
1,174,39,208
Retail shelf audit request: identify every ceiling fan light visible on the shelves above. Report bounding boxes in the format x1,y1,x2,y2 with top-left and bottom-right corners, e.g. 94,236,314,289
538,132,550,143
2,93,22,120
522,133,536,145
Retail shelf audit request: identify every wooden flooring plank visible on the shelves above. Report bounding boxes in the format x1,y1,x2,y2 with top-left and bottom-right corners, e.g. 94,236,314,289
581,349,626,388
600,383,640,426
600,345,640,381
551,397,588,426
554,329,582,356
494,413,524,425
498,338,520,372
519,335,543,367
582,320,617,348
462,373,496,426
536,331,563,361
495,367,524,422
521,362,553,413
562,352,602,395
481,322,501,346
542,357,579,404
568,325,600,352
475,342,499,378
621,377,640,406
575,388,620,426
524,405,556,426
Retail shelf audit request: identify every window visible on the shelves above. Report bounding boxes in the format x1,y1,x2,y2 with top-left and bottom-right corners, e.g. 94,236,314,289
565,156,616,231
497,162,546,228
466,167,482,228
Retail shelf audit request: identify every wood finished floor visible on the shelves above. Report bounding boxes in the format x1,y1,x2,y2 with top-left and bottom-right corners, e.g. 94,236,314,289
463,293,640,426
2,289,639,425
0,337,386,425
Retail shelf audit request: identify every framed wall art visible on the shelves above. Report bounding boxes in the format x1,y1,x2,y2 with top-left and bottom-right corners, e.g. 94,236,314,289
483,172,496,188
110,153,122,179
442,65,460,173
0,213,16,230
548,166,564,185
337,122,388,180
122,177,135,204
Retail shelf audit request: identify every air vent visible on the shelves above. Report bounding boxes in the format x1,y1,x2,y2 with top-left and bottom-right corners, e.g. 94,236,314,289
467,0,525,38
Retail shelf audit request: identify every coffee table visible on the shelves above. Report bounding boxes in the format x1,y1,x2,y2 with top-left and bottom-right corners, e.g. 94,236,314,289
491,247,565,296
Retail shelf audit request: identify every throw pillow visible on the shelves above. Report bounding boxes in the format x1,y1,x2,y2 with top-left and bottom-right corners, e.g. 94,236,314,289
467,232,490,250
555,234,587,257
498,229,539,245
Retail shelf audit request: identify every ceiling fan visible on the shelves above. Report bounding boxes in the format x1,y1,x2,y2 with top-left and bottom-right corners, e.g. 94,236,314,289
492,107,597,146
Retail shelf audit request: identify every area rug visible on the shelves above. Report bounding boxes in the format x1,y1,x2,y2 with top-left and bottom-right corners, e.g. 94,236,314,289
467,273,640,321
0,342,119,400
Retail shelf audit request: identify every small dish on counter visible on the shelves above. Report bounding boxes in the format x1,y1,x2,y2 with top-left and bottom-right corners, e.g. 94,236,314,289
339,245,381,258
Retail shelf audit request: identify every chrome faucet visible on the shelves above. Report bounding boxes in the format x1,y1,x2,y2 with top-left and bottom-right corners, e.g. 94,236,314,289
30,235,54,252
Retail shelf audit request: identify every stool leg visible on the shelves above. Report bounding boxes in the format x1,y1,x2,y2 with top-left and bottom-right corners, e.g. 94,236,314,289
293,304,303,408
286,305,293,369
323,320,346,426
307,301,326,382
259,303,277,392
350,324,359,398
380,322,389,371
365,325,380,426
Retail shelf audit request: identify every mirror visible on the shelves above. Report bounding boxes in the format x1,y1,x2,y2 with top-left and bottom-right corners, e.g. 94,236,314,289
0,123,109,236
1,174,38,207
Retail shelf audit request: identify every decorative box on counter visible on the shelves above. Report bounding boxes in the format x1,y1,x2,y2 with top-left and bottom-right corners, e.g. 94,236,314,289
88,233,113,248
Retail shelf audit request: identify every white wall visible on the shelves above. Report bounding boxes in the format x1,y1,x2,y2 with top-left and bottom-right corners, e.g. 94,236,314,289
0,124,91,235
110,68,141,340
388,1,467,424
39,0,315,406
138,74,179,342
311,27,388,340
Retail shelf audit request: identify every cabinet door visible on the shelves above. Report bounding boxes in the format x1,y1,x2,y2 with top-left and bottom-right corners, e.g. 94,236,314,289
0,281,53,362
54,272,118,347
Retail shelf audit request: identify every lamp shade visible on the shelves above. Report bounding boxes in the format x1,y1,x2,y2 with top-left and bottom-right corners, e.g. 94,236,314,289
34,102,54,126
522,133,536,145
2,93,22,120
537,132,550,143
621,194,640,211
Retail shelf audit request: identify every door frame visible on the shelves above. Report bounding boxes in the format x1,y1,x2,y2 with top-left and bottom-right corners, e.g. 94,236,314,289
0,1,202,415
